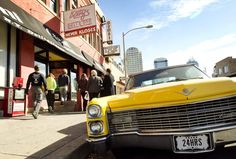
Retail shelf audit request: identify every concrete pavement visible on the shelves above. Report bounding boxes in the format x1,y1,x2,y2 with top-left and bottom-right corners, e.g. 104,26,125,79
0,112,89,159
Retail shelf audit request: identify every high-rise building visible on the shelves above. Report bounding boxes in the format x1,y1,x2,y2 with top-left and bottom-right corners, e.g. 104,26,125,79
126,47,143,75
154,58,168,69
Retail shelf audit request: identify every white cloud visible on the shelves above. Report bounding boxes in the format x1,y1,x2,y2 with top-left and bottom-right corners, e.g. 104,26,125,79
165,34,236,76
167,0,218,21
149,0,171,8
132,0,218,30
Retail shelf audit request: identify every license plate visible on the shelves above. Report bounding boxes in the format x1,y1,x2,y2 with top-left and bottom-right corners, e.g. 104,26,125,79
173,134,213,153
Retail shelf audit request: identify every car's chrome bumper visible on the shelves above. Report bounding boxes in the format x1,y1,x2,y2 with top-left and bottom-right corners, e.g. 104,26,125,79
87,126,236,153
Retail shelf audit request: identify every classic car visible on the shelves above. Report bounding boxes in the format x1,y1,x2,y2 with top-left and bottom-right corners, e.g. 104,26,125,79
86,64,236,153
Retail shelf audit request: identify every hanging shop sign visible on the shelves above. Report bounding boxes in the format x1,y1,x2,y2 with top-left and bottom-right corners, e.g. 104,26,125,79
106,20,113,44
103,45,120,56
64,4,97,38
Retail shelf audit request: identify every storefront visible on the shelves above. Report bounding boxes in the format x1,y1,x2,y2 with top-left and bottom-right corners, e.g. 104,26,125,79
0,1,105,114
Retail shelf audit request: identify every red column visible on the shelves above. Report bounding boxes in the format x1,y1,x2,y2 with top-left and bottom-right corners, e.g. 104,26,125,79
87,67,91,78
18,32,34,111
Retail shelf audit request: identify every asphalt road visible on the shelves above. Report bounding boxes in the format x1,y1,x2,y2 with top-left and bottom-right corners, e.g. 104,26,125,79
87,146,236,159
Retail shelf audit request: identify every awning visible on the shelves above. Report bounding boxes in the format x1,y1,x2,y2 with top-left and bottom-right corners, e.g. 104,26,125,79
82,51,106,73
94,60,106,74
0,1,91,66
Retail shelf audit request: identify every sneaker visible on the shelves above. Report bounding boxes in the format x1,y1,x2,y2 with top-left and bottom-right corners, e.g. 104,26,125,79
32,112,38,119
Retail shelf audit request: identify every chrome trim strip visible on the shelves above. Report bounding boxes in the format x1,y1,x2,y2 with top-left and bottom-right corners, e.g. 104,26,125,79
111,125,236,136
86,136,110,142
87,124,236,143
173,149,215,154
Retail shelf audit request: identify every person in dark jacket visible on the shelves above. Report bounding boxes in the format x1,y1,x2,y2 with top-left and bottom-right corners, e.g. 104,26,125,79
25,65,47,119
99,73,105,97
78,73,88,111
58,69,70,105
102,68,115,97
87,70,103,100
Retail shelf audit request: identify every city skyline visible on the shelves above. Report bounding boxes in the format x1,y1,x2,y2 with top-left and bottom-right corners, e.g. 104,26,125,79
98,0,236,76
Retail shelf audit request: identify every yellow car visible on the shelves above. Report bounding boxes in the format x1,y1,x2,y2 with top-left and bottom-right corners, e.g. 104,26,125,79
86,64,236,153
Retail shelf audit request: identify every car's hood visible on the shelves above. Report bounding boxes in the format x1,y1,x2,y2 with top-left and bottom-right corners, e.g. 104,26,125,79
99,77,236,112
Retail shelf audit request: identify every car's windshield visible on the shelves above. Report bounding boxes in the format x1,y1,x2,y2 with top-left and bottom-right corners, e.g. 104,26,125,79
125,65,209,90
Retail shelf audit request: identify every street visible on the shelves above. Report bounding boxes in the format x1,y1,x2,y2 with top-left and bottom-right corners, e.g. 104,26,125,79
1,111,236,159
87,146,236,159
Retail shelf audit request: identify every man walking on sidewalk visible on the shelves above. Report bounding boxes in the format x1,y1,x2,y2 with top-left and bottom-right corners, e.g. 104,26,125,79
25,65,48,119
58,69,70,105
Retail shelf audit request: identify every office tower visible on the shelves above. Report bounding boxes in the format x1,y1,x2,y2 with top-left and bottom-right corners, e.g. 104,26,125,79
126,47,143,75
154,57,168,69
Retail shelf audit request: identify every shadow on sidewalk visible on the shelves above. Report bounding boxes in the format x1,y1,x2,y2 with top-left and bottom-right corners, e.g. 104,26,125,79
25,121,89,159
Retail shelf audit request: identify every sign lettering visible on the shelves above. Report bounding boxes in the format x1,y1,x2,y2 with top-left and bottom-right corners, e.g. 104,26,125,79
64,4,96,37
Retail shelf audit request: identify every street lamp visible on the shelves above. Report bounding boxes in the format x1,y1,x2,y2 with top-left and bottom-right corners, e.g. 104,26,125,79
122,25,153,83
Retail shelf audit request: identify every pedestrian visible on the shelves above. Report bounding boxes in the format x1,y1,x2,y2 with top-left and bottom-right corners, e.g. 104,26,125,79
58,69,70,105
99,73,105,97
87,70,103,101
102,68,115,97
25,65,47,119
78,73,88,111
46,73,57,113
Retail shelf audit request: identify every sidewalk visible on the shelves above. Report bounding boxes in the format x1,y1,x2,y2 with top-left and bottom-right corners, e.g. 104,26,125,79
0,112,89,159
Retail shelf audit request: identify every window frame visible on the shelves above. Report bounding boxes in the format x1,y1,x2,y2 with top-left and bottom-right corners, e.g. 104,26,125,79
50,0,58,14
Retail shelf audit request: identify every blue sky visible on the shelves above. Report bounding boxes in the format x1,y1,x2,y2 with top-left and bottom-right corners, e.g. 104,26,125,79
98,0,236,75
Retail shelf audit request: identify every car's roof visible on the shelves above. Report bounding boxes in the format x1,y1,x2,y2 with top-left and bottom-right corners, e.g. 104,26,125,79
129,64,196,77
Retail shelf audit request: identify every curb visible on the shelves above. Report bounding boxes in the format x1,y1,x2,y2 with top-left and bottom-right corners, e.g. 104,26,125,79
42,134,90,159
67,141,91,159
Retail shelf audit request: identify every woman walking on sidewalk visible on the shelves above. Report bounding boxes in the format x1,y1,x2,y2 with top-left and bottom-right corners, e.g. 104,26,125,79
78,73,88,111
46,73,57,113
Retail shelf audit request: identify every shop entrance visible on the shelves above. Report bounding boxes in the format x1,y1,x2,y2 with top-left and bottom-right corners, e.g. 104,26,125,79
34,45,78,102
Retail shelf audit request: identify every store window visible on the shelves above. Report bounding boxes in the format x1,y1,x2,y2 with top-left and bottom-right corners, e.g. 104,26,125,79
35,61,46,77
0,21,16,88
0,21,7,87
10,27,17,87
70,71,77,101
